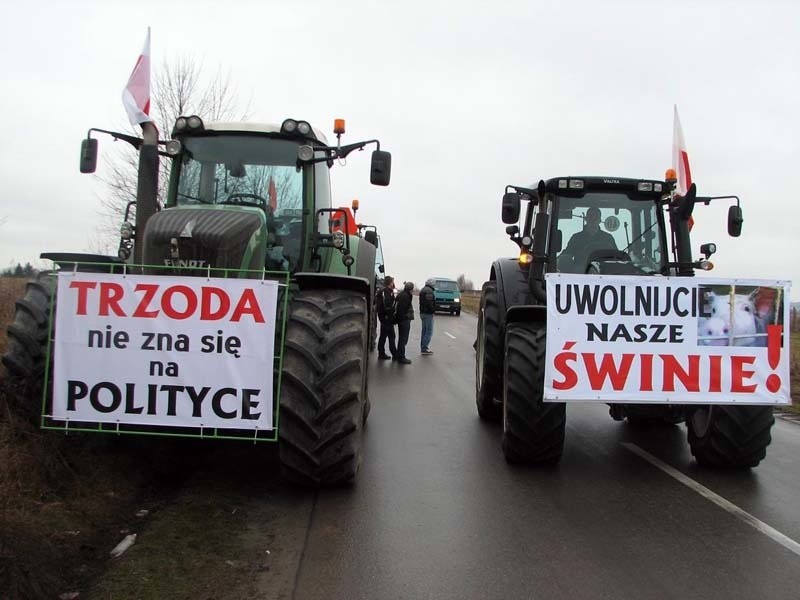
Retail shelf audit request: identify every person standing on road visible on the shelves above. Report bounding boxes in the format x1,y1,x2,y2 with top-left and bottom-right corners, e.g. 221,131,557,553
376,276,397,360
419,278,436,355
394,281,415,364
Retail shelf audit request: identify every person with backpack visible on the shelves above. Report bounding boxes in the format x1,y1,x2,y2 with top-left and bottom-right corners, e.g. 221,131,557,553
376,276,397,360
394,281,415,364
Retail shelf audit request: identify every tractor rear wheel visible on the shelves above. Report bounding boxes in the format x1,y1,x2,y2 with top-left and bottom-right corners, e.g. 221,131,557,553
686,405,774,468
2,272,57,422
279,288,368,486
475,282,502,422
501,322,566,464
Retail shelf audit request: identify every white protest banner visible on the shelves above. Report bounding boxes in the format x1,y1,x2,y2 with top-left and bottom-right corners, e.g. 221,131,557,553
544,273,791,404
52,272,279,429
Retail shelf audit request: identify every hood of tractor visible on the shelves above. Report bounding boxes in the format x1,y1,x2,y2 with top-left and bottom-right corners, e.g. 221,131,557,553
143,207,267,272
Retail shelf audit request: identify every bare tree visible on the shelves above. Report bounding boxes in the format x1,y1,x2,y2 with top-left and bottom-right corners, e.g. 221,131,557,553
456,273,474,292
97,56,249,243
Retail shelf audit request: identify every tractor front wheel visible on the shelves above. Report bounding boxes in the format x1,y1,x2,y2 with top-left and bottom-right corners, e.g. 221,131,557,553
279,288,368,486
475,283,502,422
501,322,566,464
686,405,774,468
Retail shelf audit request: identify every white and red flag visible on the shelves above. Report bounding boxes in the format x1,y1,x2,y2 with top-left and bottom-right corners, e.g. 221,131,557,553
672,105,692,195
672,105,694,229
122,27,154,127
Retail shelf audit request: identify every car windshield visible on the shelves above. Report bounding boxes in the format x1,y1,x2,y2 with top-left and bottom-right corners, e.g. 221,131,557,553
554,192,665,274
173,135,306,271
435,280,459,292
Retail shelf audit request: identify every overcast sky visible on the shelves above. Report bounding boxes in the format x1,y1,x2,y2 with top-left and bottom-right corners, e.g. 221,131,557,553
1,0,798,298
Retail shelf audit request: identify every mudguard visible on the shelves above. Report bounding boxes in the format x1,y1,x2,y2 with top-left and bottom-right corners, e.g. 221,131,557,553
490,258,543,328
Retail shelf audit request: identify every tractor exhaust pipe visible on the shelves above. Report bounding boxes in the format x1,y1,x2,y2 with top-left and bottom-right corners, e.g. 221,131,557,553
134,121,159,266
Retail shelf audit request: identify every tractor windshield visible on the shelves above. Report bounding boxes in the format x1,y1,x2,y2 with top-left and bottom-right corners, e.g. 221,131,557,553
554,193,665,274
171,135,307,271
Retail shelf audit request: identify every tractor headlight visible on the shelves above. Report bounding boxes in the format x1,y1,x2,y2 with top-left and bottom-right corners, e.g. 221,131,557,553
343,254,355,267
187,115,204,130
166,140,182,155
332,231,345,249
297,121,312,135
120,222,134,240
298,145,314,161
174,117,188,132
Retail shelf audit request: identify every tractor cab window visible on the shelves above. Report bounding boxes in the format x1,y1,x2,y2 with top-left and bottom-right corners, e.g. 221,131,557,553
172,135,307,271
555,193,664,274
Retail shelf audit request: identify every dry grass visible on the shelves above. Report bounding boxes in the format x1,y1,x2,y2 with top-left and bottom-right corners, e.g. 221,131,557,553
460,291,480,315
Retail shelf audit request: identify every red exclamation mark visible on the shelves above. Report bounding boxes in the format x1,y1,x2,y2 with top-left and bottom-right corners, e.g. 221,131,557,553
766,324,783,393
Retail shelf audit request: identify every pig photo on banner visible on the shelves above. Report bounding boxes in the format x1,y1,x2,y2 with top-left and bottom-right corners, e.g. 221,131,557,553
697,284,782,347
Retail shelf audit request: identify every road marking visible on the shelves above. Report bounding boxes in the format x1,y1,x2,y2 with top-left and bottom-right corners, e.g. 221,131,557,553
444,331,456,340
621,442,800,558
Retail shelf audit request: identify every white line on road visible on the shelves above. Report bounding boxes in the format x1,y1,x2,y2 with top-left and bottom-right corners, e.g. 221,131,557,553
444,332,456,340
621,442,800,558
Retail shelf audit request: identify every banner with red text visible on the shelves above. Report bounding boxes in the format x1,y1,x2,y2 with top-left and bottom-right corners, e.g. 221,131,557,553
53,273,278,428
544,274,791,404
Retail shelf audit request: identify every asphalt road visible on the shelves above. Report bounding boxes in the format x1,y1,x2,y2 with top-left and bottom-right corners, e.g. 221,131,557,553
289,311,800,600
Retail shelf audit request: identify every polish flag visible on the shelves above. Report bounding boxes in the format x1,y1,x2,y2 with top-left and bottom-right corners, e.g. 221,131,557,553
672,105,694,229
122,28,154,127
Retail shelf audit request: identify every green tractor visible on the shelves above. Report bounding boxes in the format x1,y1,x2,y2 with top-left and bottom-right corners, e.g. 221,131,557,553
475,174,778,468
2,116,391,486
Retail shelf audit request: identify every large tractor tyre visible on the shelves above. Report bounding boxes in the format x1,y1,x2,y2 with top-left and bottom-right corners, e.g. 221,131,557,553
475,283,503,422
2,271,57,422
279,288,368,487
686,405,774,468
501,322,566,464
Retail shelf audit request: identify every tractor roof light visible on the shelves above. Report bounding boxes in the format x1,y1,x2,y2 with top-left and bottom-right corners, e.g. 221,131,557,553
174,117,188,132
165,140,182,155
297,121,312,135
334,119,346,135
665,168,677,184
638,182,654,192
568,179,585,189
187,115,204,130
351,199,359,210
281,119,298,134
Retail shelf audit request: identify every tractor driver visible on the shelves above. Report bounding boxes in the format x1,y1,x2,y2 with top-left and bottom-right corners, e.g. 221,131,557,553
559,206,618,273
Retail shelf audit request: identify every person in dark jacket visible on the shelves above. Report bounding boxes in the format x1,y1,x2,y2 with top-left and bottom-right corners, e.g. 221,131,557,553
376,276,397,360
419,278,436,355
394,281,415,364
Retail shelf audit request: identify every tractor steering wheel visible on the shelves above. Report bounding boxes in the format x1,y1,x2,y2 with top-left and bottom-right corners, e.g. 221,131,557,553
221,193,268,209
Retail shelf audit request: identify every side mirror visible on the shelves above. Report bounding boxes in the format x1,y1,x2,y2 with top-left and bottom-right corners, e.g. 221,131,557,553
364,230,378,246
501,192,521,224
80,138,98,173
727,205,743,237
370,150,391,186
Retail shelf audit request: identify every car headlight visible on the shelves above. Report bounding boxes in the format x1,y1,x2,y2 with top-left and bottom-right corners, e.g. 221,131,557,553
454,298,460,302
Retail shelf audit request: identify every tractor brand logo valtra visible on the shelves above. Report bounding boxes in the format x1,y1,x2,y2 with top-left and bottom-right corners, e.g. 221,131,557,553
603,179,620,184
163,259,208,268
